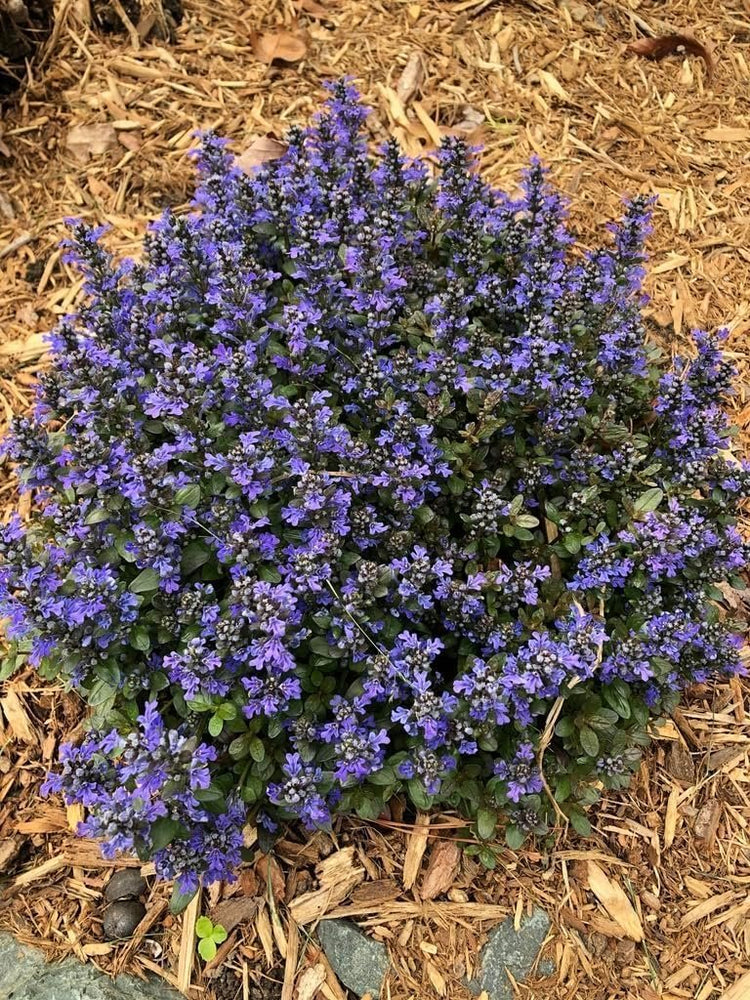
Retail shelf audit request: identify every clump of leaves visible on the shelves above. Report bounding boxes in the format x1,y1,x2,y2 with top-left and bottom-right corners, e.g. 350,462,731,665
196,916,227,962
2,82,747,896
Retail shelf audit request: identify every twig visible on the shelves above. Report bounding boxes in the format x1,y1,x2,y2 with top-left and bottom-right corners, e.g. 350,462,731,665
0,232,34,261
109,0,141,49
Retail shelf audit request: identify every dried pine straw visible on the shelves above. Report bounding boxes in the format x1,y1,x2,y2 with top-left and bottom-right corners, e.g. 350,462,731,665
2,0,750,997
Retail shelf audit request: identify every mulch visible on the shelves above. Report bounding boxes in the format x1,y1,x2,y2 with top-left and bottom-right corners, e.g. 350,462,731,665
2,1,750,998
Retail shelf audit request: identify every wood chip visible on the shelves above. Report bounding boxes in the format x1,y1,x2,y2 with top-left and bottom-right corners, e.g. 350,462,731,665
289,848,365,925
420,839,461,901
681,890,737,928
586,863,644,942
721,970,750,1000
210,896,260,934
177,889,201,994
402,812,430,890
703,127,750,142
296,962,326,1000
0,689,37,744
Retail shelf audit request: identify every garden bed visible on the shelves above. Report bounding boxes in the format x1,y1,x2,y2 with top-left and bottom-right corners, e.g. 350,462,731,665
1,0,750,998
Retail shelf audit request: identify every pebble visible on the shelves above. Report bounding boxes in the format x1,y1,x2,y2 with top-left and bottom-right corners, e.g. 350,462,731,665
105,870,147,903
103,900,146,940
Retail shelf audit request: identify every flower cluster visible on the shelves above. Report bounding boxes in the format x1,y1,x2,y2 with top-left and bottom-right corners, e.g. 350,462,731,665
2,82,747,887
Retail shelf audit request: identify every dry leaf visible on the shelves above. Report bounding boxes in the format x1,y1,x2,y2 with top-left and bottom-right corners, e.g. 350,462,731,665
420,839,461,901
395,50,424,104
703,126,750,142
236,137,288,174
294,0,333,19
65,124,119,163
587,862,644,941
250,29,308,64
0,689,37,744
626,34,714,82
296,963,327,1000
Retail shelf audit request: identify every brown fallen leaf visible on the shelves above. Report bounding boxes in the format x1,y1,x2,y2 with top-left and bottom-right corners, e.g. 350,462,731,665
65,123,119,163
250,29,308,64
586,862,644,941
626,34,714,83
395,50,424,104
420,838,461,901
294,0,334,19
235,136,288,174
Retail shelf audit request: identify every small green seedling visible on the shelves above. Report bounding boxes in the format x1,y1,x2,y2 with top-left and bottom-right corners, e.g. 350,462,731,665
195,916,227,962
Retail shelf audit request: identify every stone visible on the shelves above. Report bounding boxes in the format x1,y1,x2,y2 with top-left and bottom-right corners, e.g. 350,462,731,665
0,932,180,1000
104,869,147,902
468,907,553,1000
102,899,146,940
317,919,389,999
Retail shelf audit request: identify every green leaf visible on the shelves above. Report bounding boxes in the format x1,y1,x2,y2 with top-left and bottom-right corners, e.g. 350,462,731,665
309,636,343,658
129,625,151,653
554,775,571,803
634,487,663,514
212,925,227,945
208,714,223,737
555,716,575,738
249,738,266,763
216,702,237,721
150,817,182,852
407,779,433,811
84,507,110,525
198,938,217,962
478,847,497,870
579,726,600,757
476,807,497,841
568,809,592,837
129,568,160,593
181,541,211,575
514,514,539,528
175,484,201,508
505,824,525,850
170,884,198,916
602,680,632,720
195,916,214,939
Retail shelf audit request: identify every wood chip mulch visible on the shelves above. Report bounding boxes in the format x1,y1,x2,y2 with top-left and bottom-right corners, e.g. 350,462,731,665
2,1,750,998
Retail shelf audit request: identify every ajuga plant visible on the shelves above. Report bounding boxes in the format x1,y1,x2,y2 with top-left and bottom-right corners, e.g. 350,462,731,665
1,81,747,902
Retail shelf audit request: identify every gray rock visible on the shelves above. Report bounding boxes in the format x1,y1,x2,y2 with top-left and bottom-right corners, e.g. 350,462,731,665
0,932,180,1000
317,919,389,999
105,869,147,903
102,899,146,940
468,907,553,1000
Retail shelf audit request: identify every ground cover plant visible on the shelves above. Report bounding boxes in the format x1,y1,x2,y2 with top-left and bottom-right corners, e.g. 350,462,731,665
0,81,747,902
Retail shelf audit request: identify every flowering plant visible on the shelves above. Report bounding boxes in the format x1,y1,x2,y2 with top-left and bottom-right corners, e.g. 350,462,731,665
1,82,747,898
